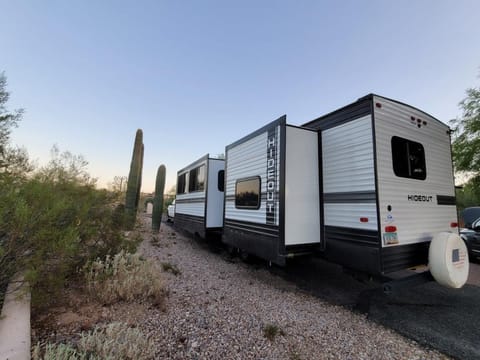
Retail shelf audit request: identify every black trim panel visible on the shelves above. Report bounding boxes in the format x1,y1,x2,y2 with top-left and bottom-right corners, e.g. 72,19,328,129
324,191,376,203
437,195,456,206
226,116,286,150
174,213,206,238
303,96,371,131
325,226,379,246
224,219,278,237
381,242,429,273
223,219,283,265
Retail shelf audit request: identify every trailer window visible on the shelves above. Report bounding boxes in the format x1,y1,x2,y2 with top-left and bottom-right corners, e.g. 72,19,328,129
189,165,205,192
391,136,426,180
235,177,261,209
177,173,187,194
218,170,225,192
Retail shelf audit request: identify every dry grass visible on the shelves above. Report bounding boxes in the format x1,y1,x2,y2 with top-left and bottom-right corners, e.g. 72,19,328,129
84,250,166,306
32,322,155,359
161,261,181,276
263,323,285,341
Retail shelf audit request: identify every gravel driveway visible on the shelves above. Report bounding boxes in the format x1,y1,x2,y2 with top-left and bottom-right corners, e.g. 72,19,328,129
139,217,447,360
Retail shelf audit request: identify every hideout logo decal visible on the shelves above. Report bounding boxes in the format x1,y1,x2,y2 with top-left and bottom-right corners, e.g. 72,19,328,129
266,127,278,225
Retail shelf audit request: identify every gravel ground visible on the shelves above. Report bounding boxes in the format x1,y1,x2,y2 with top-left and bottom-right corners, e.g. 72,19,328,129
138,216,448,360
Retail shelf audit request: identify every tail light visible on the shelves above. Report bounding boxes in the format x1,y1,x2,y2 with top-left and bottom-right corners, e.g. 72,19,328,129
385,226,397,233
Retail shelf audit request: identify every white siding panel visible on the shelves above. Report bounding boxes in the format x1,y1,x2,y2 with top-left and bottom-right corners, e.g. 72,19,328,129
322,115,375,193
374,96,457,247
225,126,281,225
175,156,207,219
285,126,320,245
324,203,378,230
206,159,225,228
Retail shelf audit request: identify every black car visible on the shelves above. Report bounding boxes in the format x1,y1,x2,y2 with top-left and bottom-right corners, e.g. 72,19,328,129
459,206,480,261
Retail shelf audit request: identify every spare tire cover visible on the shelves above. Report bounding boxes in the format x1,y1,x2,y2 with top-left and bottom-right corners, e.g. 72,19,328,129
429,232,469,288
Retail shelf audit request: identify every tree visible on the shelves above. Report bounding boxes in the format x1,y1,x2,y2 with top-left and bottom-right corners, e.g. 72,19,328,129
109,175,128,193
451,84,480,175
0,72,23,150
0,72,31,178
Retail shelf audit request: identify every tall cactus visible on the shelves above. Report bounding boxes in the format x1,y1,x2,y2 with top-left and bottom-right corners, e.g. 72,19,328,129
125,129,144,229
152,165,166,233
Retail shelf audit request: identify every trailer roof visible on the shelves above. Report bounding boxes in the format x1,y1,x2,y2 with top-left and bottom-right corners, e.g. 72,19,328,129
302,93,448,130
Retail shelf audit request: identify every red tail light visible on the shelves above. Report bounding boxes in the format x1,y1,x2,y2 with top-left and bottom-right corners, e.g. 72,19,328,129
385,226,397,233
360,217,369,223
450,222,458,228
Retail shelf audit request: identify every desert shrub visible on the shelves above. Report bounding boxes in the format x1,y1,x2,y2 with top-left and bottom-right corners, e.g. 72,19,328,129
85,250,165,306
263,323,285,341
32,322,154,360
78,322,155,359
161,261,181,276
32,343,88,360
0,149,136,308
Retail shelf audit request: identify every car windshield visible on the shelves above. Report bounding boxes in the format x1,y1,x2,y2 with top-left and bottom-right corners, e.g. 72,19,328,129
461,207,480,228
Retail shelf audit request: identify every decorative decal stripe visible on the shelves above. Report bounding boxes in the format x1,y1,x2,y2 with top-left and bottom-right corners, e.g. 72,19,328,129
266,126,278,225
436,195,456,205
225,192,280,202
323,191,376,203
175,197,206,204
225,219,279,237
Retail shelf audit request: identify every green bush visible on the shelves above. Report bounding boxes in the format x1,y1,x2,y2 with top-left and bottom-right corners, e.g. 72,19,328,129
0,150,136,308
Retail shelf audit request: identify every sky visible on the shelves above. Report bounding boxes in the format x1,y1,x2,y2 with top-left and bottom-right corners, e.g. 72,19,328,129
1,0,480,192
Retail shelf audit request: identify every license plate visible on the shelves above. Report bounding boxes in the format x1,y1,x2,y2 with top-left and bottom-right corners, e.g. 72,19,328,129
383,232,399,245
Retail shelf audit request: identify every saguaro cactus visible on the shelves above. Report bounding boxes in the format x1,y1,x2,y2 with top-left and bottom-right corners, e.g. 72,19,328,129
125,129,144,228
152,165,166,233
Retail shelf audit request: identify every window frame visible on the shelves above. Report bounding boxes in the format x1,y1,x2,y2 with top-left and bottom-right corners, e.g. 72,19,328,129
235,176,261,210
391,136,427,181
217,170,225,192
188,165,206,192
177,173,187,194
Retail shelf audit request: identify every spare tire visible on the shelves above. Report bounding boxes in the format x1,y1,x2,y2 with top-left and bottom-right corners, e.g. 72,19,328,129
429,232,469,288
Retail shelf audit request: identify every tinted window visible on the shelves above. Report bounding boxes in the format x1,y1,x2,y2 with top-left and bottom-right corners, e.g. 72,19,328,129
218,170,225,192
189,165,205,192
235,177,261,209
177,173,186,194
391,136,426,180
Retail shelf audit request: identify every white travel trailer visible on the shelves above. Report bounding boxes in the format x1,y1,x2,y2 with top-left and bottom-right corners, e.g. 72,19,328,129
224,95,467,284
223,116,321,265
174,154,225,238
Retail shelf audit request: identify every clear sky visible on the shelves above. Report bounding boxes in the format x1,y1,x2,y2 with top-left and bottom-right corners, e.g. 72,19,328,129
1,1,480,192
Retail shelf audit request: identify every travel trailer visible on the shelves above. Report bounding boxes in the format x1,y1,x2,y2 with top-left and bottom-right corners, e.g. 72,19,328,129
223,116,321,266
174,154,225,238
173,95,469,288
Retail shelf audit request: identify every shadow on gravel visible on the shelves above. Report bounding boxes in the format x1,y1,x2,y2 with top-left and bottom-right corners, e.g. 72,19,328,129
173,227,480,360
273,257,480,360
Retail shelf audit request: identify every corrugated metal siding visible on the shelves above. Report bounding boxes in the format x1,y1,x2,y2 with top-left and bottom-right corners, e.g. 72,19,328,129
322,115,375,193
176,190,206,218
324,203,378,230
374,96,457,249
225,126,280,225
322,115,377,233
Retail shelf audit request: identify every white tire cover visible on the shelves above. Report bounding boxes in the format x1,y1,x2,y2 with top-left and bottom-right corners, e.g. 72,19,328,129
429,232,469,288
